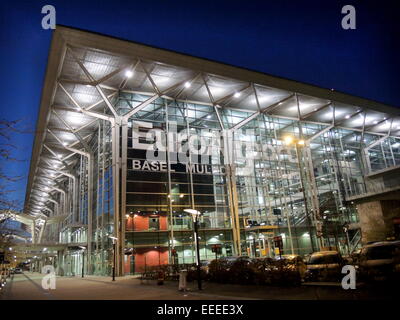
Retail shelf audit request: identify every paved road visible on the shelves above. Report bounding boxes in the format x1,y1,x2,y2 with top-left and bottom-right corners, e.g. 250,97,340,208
0,273,245,300
0,272,397,300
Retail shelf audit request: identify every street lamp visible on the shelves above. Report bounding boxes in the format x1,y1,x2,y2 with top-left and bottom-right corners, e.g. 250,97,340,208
79,246,85,278
283,135,316,252
184,209,202,290
109,236,118,281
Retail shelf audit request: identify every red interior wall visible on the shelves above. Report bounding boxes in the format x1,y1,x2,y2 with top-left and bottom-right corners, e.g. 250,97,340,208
123,248,169,273
125,215,168,231
160,216,167,230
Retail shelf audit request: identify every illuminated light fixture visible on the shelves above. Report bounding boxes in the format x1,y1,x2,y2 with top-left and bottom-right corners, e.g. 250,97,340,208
62,142,67,146
373,120,378,124
233,92,241,98
184,81,191,88
179,194,184,198
345,114,351,119
283,136,293,145
298,139,305,146
56,154,62,159
125,70,133,78
125,214,129,218
206,115,212,119
184,209,201,217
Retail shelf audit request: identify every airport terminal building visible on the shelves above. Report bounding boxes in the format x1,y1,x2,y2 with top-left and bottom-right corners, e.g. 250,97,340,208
24,27,400,276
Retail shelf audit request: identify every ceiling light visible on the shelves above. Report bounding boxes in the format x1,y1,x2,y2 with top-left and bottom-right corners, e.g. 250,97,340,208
62,142,67,146
345,114,351,119
234,92,241,98
283,136,293,145
125,70,133,78
184,82,191,88
56,154,62,159
373,120,378,124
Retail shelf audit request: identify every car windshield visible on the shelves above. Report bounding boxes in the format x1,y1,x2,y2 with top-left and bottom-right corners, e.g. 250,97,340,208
309,254,341,264
363,245,399,260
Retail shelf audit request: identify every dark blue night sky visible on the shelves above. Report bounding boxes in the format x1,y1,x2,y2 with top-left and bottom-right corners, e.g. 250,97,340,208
0,0,399,209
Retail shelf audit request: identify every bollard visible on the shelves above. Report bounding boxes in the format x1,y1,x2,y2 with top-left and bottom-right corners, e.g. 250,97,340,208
157,270,165,285
178,269,187,291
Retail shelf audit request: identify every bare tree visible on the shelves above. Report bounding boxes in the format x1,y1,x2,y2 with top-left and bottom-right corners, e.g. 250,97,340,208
0,119,25,258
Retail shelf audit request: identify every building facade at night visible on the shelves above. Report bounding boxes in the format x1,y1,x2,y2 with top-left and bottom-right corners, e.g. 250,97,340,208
23,27,400,276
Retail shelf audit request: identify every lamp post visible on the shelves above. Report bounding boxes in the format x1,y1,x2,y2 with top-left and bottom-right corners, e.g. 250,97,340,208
79,246,85,278
284,136,316,252
184,209,202,290
109,236,117,281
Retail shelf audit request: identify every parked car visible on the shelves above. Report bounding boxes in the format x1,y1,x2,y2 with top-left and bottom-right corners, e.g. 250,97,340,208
200,260,211,274
305,251,344,282
349,249,361,265
271,254,307,285
275,254,307,281
14,268,23,274
357,241,400,282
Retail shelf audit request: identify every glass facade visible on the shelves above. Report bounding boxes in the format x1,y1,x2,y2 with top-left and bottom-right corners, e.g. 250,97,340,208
25,28,400,277
109,93,400,274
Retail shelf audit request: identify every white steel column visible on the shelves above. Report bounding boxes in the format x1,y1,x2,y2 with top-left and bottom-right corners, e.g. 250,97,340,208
119,118,128,276
111,119,122,276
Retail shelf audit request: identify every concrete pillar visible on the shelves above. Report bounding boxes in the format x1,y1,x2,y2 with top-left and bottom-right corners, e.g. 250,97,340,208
357,200,400,243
